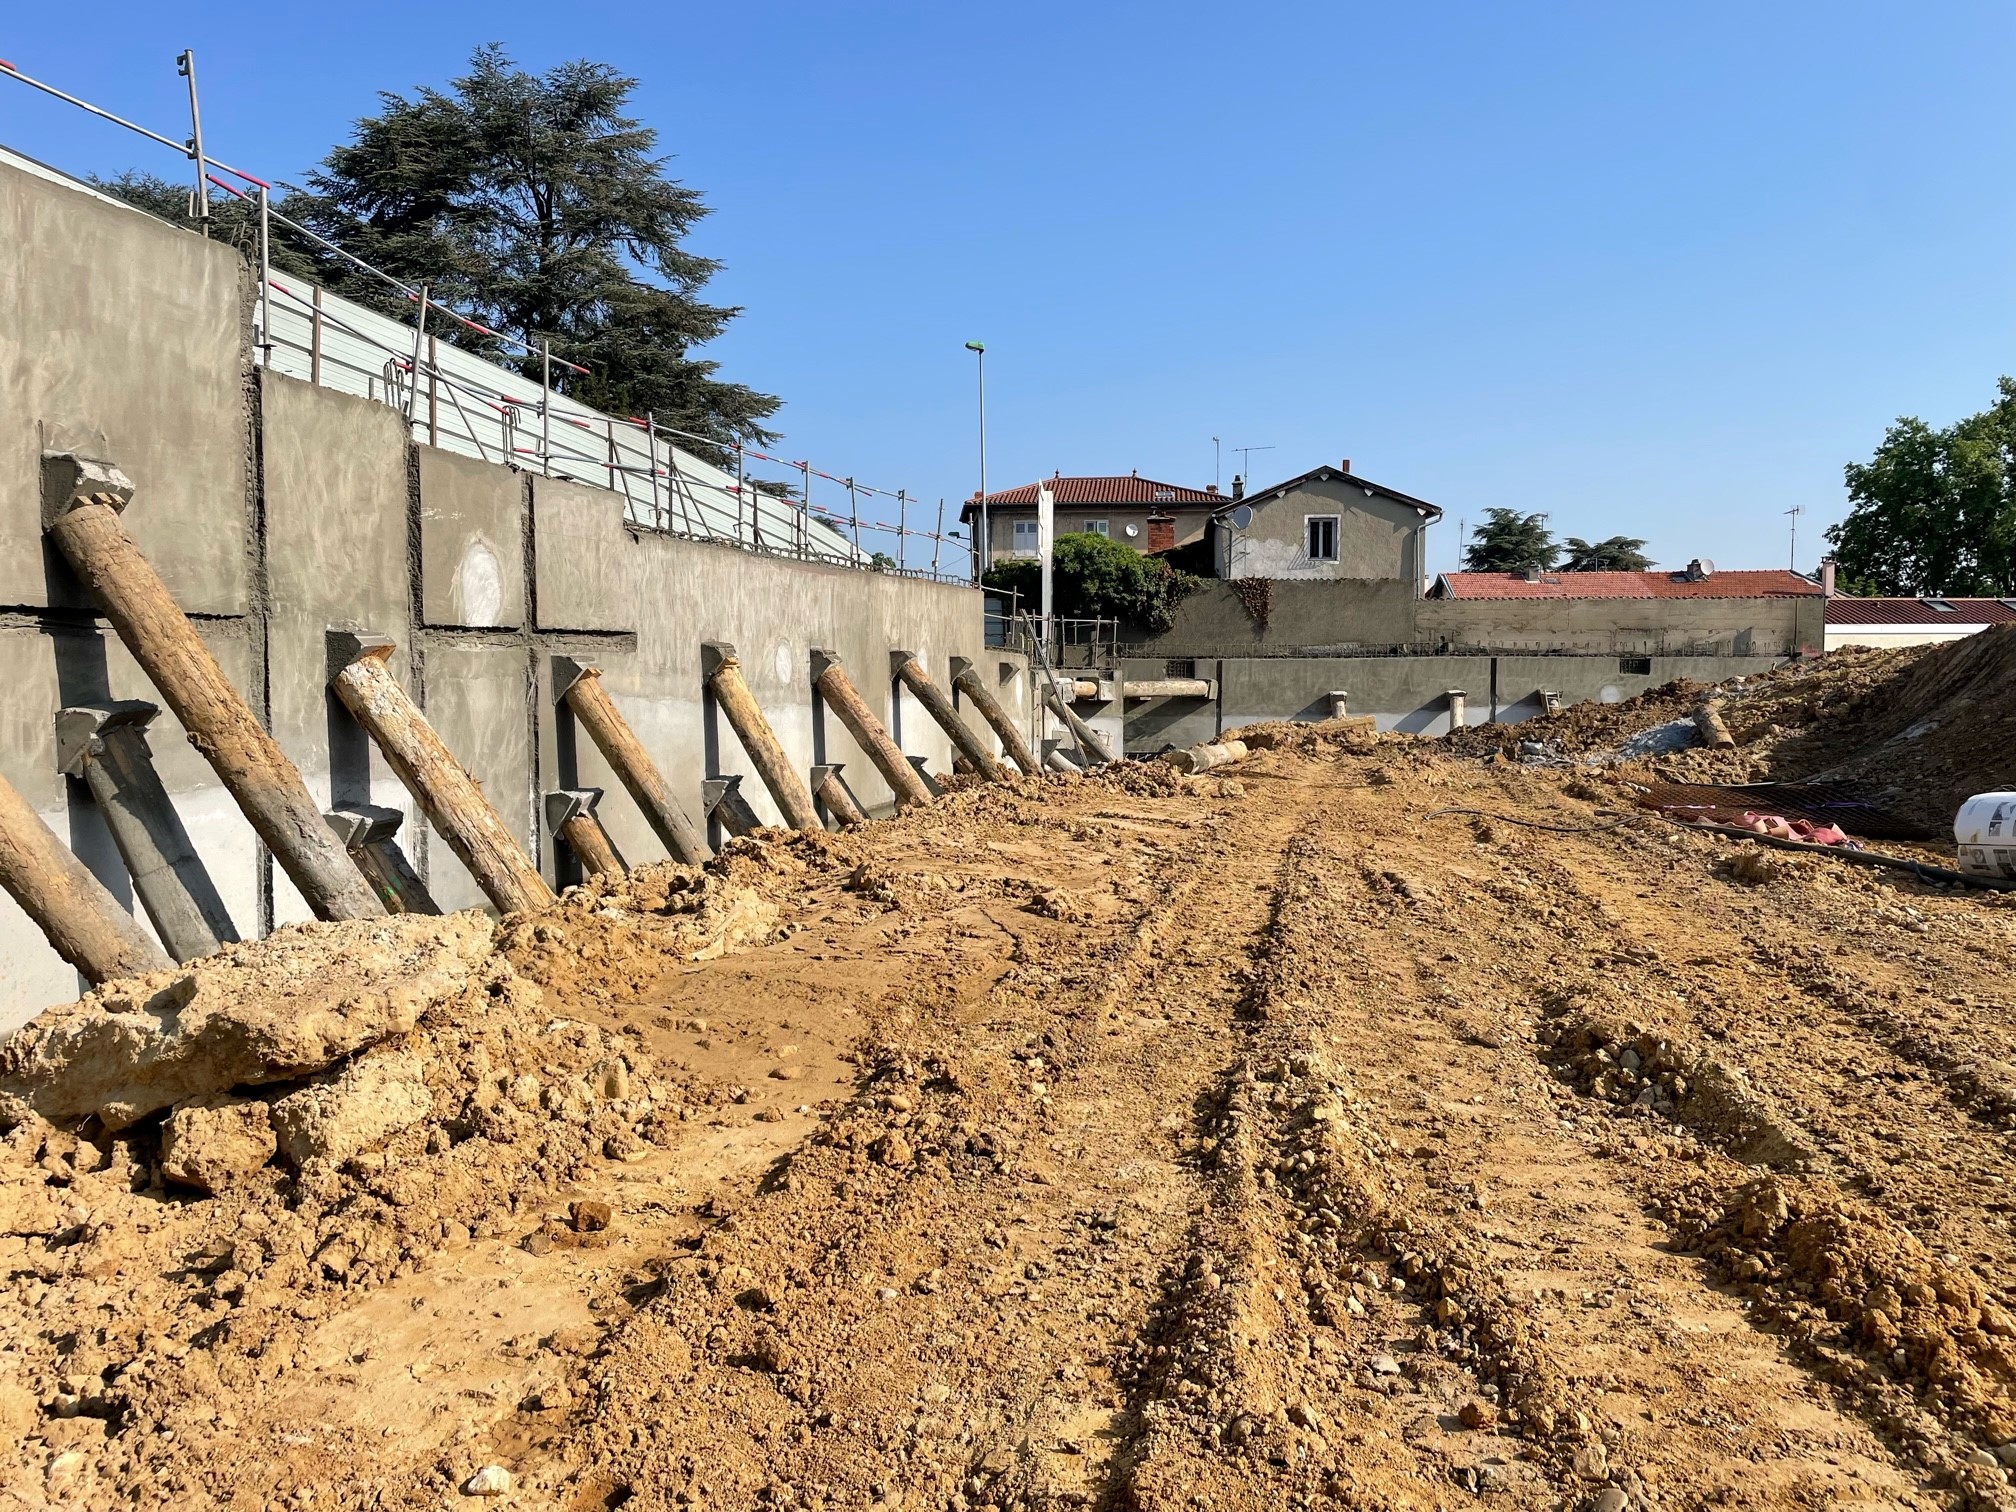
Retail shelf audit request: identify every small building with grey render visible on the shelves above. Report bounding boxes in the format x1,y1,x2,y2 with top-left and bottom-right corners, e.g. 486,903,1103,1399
1211,461,1443,586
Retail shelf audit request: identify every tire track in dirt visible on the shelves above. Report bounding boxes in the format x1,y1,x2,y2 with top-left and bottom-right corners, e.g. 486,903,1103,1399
1225,760,1939,1510
535,771,1319,1511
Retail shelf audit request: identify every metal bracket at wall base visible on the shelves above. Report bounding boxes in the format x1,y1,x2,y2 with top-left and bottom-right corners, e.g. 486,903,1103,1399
699,640,737,680
904,754,943,797
808,646,844,683
702,775,764,840
543,787,604,834
550,654,595,701
54,699,158,777
323,803,406,850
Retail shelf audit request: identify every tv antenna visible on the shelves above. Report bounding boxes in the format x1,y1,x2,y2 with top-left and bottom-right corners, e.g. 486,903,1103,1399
1212,436,1221,488
1232,444,1275,482
1784,506,1804,571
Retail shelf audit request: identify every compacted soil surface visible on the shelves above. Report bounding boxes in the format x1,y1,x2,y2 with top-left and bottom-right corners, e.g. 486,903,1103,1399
9,733,2016,1511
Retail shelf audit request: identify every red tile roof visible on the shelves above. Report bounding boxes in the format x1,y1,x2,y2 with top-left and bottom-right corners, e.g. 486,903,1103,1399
972,475,1223,508
1435,569,1820,600
1825,597,2016,625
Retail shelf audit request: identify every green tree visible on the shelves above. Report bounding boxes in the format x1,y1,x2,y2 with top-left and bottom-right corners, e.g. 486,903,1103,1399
95,46,778,453
982,533,1199,634
1461,509,1557,572
1560,534,1653,571
1826,378,2016,596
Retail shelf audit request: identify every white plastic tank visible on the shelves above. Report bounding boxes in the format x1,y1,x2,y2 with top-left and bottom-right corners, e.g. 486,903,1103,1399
1955,792,2016,879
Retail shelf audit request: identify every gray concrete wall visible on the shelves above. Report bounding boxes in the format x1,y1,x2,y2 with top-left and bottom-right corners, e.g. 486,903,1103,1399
1117,650,1790,755
0,162,1012,1033
0,156,251,615
1134,580,1420,655
1418,594,1823,656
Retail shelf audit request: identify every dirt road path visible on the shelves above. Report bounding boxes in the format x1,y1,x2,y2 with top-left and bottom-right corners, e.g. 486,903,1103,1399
13,745,2016,1511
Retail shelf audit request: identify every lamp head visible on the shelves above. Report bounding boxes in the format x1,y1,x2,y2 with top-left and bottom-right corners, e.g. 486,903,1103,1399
964,340,985,353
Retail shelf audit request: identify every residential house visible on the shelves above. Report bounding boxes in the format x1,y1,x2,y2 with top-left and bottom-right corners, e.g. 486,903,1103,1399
1210,461,1442,586
960,472,1227,562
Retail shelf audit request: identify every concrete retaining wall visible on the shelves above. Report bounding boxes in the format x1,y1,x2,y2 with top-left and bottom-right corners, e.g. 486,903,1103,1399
0,160,1018,1031
1118,651,1788,755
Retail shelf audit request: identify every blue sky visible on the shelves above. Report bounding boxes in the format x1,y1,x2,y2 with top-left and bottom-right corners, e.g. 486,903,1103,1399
5,2,2013,576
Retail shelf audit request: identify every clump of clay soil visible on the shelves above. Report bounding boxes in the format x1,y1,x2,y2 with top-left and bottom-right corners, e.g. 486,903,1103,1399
0,843,799,1509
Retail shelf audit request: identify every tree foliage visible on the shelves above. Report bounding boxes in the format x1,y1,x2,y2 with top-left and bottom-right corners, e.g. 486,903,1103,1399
1461,509,1557,573
1560,534,1653,571
982,533,1200,634
1826,377,2016,596
94,45,778,453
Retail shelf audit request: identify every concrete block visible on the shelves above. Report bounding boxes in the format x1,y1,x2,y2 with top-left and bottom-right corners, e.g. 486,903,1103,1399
1,158,250,614
419,448,524,627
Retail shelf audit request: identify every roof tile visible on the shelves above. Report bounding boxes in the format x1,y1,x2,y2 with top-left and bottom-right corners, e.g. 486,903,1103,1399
1437,569,1820,600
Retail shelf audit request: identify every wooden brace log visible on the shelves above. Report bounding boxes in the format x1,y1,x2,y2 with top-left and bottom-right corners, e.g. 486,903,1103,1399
811,649,931,809
1695,699,1736,750
42,455,383,922
330,635,556,915
891,652,1010,782
0,768,172,983
701,644,822,831
1163,739,1249,775
554,658,709,865
950,658,1039,775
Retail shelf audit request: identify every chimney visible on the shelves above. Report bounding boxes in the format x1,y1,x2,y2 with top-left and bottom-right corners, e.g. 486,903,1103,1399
1231,475,1245,501
1820,557,1837,597
1340,458,1352,473
1205,483,1219,495
1686,558,1710,581
1147,515,1175,552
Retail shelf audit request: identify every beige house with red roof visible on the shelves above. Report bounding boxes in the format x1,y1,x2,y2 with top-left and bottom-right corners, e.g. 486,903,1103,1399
960,471,1228,561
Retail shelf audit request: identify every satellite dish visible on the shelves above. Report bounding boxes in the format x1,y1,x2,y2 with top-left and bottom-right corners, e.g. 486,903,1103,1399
1696,558,1715,575
1123,523,1140,538
1229,504,1253,529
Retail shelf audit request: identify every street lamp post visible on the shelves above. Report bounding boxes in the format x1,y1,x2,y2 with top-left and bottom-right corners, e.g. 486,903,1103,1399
965,340,987,580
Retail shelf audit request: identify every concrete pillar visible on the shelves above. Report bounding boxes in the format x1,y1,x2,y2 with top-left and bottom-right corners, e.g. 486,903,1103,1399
329,632,556,916
950,656,1038,775
324,804,439,916
811,648,931,810
553,656,708,865
701,642,821,832
1446,690,1468,732
546,788,625,880
1328,691,1350,721
41,454,383,922
702,775,764,841
0,767,171,984
810,763,867,828
55,700,238,963
891,651,1010,782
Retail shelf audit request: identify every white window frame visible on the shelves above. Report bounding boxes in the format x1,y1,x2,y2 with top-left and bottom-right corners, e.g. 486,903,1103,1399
1085,519,1110,537
1011,518,1040,557
1305,514,1340,562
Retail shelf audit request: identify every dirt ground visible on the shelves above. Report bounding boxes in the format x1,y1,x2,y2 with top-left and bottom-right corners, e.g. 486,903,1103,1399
9,700,2016,1509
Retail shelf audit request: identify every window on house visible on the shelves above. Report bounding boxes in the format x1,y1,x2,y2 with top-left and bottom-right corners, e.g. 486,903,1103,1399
1085,519,1110,537
1922,598,1956,613
1012,519,1039,553
1305,516,1339,562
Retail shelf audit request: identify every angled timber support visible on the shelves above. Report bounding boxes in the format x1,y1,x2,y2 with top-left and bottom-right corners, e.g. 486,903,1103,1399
324,804,438,916
949,656,1038,775
553,656,708,865
546,788,625,880
702,775,765,841
1043,684,1116,766
329,632,555,916
891,651,1010,782
0,768,171,983
55,699,238,962
42,454,383,922
700,642,821,831
810,648,930,810
810,762,867,828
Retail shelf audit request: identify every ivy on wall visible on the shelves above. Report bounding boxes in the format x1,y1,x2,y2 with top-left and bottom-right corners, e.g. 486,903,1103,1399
1231,576,1275,632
